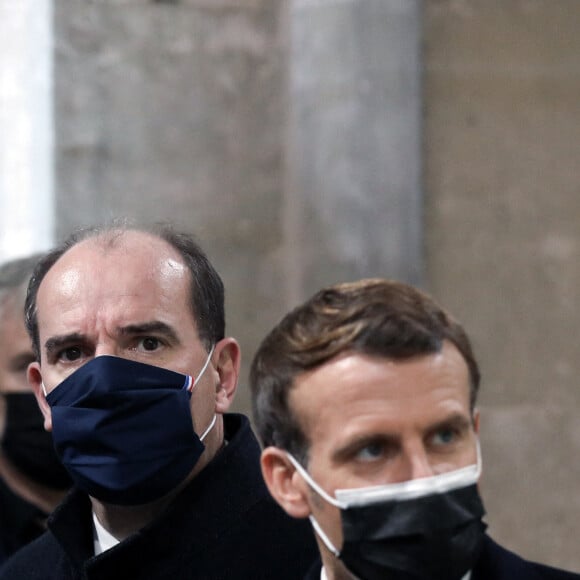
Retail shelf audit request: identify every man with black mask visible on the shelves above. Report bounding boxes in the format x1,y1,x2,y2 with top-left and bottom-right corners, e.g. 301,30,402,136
250,278,580,580
0,255,72,567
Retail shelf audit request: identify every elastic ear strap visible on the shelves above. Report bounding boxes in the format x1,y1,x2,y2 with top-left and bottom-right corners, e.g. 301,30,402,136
190,345,215,391
199,413,217,441
309,515,340,557
198,345,215,381
475,438,482,479
284,453,342,556
285,453,345,508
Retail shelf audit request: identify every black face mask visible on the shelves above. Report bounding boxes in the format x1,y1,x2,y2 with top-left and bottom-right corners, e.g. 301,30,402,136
337,483,487,580
288,451,487,580
1,393,72,490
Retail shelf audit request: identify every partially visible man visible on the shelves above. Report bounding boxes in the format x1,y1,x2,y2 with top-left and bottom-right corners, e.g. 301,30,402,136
0,255,72,567
250,278,580,580
0,224,316,579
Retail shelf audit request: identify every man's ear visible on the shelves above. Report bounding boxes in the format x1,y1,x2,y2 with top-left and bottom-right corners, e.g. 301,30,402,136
261,447,312,519
28,362,52,431
213,338,241,413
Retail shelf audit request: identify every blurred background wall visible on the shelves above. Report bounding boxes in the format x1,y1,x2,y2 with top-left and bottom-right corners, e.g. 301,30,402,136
1,0,579,570
424,1,580,569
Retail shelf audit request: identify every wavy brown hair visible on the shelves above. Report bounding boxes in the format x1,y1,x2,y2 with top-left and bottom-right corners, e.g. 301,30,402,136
250,278,480,465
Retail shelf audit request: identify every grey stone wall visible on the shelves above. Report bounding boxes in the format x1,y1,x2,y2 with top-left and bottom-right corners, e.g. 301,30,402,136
53,0,289,404
424,0,580,570
53,0,423,414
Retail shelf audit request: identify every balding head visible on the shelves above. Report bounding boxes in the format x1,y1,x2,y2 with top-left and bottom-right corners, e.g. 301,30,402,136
25,223,225,362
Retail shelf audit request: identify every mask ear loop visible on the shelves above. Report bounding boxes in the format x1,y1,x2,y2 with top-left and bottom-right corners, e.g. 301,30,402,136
199,413,217,441
286,453,346,508
187,345,215,392
309,515,340,558
474,437,483,479
286,453,344,557
191,345,218,441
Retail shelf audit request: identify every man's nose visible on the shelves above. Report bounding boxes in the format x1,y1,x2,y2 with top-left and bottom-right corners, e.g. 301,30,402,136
403,447,435,481
94,342,119,358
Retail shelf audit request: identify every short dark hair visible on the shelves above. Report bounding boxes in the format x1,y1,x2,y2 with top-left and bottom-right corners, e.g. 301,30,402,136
25,222,225,361
250,278,480,465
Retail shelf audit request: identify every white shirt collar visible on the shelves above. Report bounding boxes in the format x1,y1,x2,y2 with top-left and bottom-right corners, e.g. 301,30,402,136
92,511,121,555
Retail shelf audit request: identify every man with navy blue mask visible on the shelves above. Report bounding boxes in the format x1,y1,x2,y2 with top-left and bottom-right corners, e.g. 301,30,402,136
0,224,317,579
250,278,580,580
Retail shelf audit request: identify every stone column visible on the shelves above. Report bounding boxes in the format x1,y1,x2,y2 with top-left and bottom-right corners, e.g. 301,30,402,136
283,0,423,306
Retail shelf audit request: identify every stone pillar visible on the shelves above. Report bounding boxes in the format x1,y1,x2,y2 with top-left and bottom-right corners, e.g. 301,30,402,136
283,0,423,306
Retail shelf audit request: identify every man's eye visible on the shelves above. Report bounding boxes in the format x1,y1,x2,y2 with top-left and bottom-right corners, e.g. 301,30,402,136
59,347,83,362
139,337,161,351
355,441,386,462
431,428,457,446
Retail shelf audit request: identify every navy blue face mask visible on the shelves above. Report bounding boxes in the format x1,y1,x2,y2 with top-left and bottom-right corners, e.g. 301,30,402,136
45,350,215,506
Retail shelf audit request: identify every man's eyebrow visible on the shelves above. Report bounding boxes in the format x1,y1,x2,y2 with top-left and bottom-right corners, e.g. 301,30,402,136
330,412,474,463
118,321,179,342
44,333,85,356
426,413,473,435
332,433,399,464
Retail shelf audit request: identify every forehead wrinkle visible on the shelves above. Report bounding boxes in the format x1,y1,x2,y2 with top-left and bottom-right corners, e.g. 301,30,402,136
37,232,197,346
